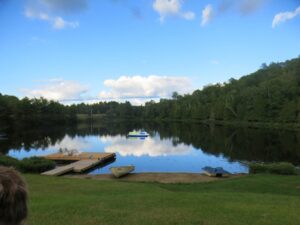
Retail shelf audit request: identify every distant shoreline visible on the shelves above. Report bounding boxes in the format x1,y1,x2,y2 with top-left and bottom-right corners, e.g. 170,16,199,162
76,114,300,131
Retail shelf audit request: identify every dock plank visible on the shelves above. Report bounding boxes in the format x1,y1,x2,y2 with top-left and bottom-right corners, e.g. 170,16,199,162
72,160,100,172
42,165,74,176
42,160,101,176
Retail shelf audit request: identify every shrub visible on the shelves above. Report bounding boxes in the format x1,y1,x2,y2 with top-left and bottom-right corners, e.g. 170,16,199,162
0,155,20,169
249,162,297,175
268,162,296,175
249,163,267,174
19,157,55,173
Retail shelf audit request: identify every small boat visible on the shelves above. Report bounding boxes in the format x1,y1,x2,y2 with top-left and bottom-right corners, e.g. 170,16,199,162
110,165,135,178
127,131,149,137
202,166,231,177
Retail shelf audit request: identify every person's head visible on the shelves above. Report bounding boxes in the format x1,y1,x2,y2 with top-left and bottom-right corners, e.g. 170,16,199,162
0,166,28,225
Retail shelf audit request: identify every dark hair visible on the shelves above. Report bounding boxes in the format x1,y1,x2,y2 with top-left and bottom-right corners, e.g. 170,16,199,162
0,166,28,225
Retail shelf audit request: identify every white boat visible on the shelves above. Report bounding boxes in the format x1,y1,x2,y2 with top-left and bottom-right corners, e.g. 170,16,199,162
110,165,135,178
127,131,149,137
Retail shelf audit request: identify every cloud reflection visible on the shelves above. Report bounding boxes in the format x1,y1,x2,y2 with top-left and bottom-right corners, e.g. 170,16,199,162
101,135,192,157
52,135,90,152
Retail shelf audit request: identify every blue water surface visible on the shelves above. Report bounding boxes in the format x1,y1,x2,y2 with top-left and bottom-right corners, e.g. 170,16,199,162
8,133,248,174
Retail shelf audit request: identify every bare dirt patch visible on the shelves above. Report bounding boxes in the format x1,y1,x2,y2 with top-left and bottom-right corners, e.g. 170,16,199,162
66,173,246,184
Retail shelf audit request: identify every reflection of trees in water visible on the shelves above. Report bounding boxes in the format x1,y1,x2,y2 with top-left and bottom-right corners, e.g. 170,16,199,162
146,122,300,164
0,121,139,154
1,121,300,164
0,122,76,154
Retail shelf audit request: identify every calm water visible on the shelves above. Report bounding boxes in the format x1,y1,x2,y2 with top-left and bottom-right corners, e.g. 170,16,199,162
1,121,300,174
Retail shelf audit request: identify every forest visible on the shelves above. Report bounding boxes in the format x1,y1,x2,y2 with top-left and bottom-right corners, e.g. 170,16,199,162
0,95,76,124
1,56,300,125
141,56,300,123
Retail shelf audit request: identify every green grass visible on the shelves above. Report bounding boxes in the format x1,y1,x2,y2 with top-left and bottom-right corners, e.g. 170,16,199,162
25,174,300,225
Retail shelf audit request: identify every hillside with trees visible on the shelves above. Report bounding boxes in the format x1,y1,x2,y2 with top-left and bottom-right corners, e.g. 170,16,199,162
1,56,300,126
141,56,300,123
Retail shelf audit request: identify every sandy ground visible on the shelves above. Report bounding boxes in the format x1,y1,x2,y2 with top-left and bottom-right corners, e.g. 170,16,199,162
65,173,246,184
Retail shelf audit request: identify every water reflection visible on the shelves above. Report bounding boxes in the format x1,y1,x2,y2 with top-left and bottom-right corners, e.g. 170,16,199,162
101,135,192,157
54,135,91,152
1,121,300,173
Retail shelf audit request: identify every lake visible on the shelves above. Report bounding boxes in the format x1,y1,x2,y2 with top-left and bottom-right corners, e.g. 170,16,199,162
1,121,300,174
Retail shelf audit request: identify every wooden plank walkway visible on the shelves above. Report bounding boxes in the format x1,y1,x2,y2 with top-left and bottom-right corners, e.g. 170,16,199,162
44,152,115,162
42,165,74,176
42,152,116,176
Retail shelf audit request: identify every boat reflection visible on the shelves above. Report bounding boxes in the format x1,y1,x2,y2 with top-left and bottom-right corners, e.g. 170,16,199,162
126,136,147,140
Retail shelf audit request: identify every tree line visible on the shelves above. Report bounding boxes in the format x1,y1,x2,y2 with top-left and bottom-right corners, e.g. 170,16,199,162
142,57,300,123
0,96,76,124
1,56,300,124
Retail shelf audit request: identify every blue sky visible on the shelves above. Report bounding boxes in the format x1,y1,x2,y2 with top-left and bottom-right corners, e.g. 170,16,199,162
0,0,300,105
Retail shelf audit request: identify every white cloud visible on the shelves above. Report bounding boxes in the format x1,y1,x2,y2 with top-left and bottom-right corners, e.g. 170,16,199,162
22,76,192,105
22,79,89,101
24,0,80,29
272,6,300,28
99,75,192,102
153,0,195,22
201,4,213,26
53,16,79,29
128,98,159,106
101,135,192,157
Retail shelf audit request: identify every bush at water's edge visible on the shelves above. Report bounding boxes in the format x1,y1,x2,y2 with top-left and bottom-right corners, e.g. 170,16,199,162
0,155,20,168
0,155,55,173
249,162,298,175
19,156,55,173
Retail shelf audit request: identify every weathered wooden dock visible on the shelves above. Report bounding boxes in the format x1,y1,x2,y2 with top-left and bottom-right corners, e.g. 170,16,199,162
44,152,115,161
42,152,116,176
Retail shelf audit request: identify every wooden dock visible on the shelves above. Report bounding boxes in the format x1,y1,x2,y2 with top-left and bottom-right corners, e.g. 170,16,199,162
44,152,115,161
42,152,116,176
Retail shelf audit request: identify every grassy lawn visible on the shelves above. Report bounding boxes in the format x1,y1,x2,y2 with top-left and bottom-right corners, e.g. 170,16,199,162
25,174,300,225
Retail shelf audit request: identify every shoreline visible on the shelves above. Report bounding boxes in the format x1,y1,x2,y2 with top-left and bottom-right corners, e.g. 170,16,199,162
64,172,247,184
76,116,300,131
